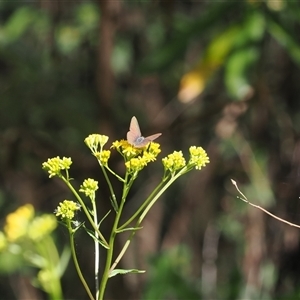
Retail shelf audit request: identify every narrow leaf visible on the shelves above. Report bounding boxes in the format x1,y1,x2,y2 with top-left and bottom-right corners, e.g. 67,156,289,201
115,227,143,233
110,197,118,213
83,225,109,249
109,269,145,278
98,210,111,228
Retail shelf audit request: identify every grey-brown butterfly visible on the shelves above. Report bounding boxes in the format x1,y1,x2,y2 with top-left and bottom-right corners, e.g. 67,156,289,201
127,116,161,148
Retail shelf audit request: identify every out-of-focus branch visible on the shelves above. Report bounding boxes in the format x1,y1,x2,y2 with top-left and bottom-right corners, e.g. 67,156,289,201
231,179,300,229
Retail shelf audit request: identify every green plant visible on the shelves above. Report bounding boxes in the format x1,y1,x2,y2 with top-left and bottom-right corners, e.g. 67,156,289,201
0,204,68,300
41,119,210,300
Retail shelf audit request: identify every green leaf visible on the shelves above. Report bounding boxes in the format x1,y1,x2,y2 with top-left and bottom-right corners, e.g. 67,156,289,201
98,210,111,228
56,25,81,54
110,197,118,213
225,47,259,100
268,19,300,65
115,226,143,233
57,246,71,277
75,2,99,32
138,1,245,72
223,11,265,100
109,268,145,278
3,7,37,43
83,225,109,249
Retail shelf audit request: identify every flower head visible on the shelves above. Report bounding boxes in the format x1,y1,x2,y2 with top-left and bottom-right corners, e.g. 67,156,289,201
114,140,161,173
113,140,142,157
28,215,57,241
122,144,141,157
95,150,111,166
42,157,72,178
142,151,156,163
79,178,99,199
85,134,109,153
147,142,161,156
55,200,80,220
162,151,186,173
4,204,34,242
112,139,161,165
111,140,123,150
3,205,57,243
188,146,210,170
125,157,148,173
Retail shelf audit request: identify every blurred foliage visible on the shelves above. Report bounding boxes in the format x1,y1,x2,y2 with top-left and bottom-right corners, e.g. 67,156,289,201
143,246,201,300
1,0,300,299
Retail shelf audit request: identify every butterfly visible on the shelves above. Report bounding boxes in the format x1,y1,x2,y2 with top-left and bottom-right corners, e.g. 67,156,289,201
127,116,161,148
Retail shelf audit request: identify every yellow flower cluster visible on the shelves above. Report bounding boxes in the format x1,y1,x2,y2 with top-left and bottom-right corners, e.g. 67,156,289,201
125,157,147,172
118,141,162,173
95,150,111,166
28,215,57,241
112,140,142,157
55,200,80,220
42,156,72,178
4,204,34,241
162,147,210,173
162,151,186,172
84,134,112,166
2,204,57,243
38,269,53,292
85,134,109,153
79,178,99,198
188,146,210,170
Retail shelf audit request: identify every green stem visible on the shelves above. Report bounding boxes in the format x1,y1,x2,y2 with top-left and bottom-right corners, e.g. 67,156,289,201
35,237,64,300
62,177,109,248
103,164,125,183
98,166,192,299
68,222,95,300
98,174,132,300
110,167,190,272
99,164,119,211
117,176,169,231
92,199,100,300
139,168,188,222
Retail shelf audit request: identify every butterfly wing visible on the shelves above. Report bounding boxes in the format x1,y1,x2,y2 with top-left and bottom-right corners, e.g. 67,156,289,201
144,133,162,142
127,116,162,148
127,116,142,145
135,133,162,148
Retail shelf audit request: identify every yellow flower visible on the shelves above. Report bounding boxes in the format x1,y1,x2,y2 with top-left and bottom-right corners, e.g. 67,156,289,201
28,215,57,241
55,200,80,220
111,139,142,157
112,140,161,172
111,139,130,150
147,142,161,156
95,150,111,165
79,178,99,198
99,135,109,147
85,134,109,153
188,146,210,170
42,156,72,178
122,142,141,155
162,151,186,172
122,145,140,157
142,151,156,163
125,157,147,172
37,269,52,293
4,204,34,242
111,140,122,150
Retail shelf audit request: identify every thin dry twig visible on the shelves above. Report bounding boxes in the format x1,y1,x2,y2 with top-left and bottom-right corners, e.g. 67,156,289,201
231,179,300,229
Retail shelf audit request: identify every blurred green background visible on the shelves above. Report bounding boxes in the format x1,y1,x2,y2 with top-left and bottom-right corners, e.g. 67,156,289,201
1,0,300,299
